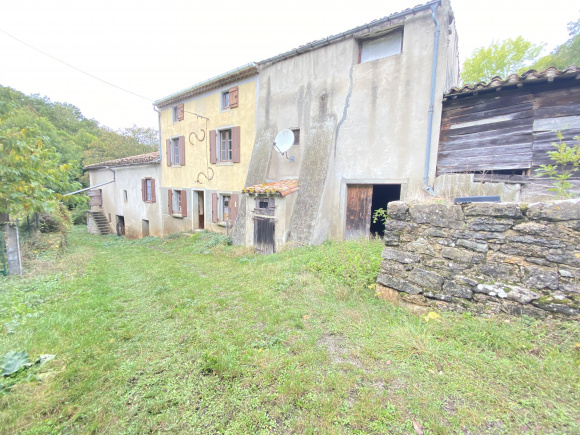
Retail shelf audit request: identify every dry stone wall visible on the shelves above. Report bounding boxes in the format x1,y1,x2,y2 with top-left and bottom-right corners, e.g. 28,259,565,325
376,200,580,319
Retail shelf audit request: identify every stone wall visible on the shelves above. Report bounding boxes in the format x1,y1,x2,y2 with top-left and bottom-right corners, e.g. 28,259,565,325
86,212,99,235
376,200,580,319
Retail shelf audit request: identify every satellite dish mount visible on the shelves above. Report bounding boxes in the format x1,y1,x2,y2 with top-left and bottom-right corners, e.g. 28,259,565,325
273,129,295,161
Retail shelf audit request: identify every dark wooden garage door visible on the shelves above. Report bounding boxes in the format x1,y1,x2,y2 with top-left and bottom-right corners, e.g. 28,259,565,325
346,184,372,240
254,216,275,254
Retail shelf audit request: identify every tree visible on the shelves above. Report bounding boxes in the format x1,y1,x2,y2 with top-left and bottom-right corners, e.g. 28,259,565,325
530,17,580,71
461,36,543,84
0,124,83,216
82,127,157,166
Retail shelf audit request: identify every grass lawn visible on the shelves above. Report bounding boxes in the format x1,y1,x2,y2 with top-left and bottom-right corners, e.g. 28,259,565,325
0,227,579,434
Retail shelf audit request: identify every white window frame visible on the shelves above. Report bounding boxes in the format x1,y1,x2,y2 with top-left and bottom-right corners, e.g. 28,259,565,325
173,189,182,214
171,137,180,166
221,194,231,222
145,179,152,202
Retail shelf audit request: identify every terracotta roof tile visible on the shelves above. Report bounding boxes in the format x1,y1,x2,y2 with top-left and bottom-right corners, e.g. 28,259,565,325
446,66,580,97
84,151,160,170
243,179,300,197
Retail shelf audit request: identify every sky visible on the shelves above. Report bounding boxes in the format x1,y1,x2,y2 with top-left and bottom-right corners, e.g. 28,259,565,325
0,0,578,131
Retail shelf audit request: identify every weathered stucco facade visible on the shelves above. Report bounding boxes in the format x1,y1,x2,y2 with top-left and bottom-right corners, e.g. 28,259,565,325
234,0,459,248
155,67,258,236
87,160,162,238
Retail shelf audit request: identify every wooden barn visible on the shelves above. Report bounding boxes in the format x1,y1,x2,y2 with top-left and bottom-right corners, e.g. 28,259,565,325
436,66,580,199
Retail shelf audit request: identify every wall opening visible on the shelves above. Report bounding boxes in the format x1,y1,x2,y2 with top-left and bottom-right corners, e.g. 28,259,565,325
116,215,125,236
370,184,401,235
142,219,149,237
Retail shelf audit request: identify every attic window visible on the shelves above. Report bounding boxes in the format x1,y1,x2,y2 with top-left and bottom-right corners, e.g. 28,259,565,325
359,30,402,63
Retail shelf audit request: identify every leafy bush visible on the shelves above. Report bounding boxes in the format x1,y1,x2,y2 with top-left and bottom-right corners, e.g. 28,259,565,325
71,202,90,225
535,132,580,197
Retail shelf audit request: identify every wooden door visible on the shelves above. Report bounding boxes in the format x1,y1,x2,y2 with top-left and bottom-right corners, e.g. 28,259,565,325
345,185,372,240
88,189,102,207
254,216,275,254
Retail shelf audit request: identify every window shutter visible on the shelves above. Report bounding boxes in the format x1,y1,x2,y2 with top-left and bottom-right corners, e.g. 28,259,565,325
181,190,188,217
168,189,173,215
151,179,156,203
232,126,241,163
212,193,218,223
229,86,239,108
209,130,217,164
178,136,186,166
177,103,184,121
230,193,239,222
166,139,171,166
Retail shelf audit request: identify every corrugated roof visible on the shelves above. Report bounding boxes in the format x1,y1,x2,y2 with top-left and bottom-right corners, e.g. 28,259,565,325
243,180,300,197
154,63,258,108
257,0,440,67
84,151,160,170
445,65,580,98
154,1,440,107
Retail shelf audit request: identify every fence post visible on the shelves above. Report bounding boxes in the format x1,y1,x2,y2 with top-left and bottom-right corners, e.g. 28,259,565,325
4,223,22,275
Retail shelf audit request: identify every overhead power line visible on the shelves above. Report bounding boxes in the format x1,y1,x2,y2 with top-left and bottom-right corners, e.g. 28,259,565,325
0,28,153,102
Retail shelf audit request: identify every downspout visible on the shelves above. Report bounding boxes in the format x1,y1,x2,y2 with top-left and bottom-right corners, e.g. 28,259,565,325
423,2,441,195
153,104,162,158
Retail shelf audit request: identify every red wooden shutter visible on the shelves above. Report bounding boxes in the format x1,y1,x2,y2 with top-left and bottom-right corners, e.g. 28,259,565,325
178,136,185,166
166,139,171,166
232,126,241,163
177,104,184,121
151,179,156,203
212,193,218,223
168,189,173,215
209,130,217,164
181,190,188,217
229,86,239,108
230,193,239,222
141,179,146,201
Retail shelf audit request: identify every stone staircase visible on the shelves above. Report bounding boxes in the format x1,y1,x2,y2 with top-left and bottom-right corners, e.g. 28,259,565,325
88,210,112,235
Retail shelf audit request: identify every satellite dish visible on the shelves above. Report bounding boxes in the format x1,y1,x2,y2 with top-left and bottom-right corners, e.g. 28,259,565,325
273,129,295,154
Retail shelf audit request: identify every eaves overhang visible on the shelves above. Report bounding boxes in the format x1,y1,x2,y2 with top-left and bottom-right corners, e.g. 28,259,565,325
154,63,259,108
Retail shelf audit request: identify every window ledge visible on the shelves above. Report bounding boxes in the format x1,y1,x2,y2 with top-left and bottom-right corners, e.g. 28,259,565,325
171,214,184,219
216,162,234,166
217,222,226,227
170,164,182,168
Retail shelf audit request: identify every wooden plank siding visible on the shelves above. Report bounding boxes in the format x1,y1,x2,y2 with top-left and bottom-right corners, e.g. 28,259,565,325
437,80,580,180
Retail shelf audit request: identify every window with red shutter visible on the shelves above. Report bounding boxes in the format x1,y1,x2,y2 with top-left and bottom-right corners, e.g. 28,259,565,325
181,190,188,217
177,104,184,121
178,136,185,166
212,193,218,223
209,130,217,164
151,179,156,203
141,179,146,202
229,86,239,108
168,189,173,215
230,193,239,222
232,126,241,163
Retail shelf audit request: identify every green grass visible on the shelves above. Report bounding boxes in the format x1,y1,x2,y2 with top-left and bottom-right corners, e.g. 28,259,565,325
0,228,579,434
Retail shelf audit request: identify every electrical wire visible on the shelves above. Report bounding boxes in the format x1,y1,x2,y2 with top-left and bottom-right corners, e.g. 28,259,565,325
0,28,154,102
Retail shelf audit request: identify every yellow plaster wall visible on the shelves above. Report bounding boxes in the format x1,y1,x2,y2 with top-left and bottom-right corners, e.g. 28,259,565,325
160,78,257,192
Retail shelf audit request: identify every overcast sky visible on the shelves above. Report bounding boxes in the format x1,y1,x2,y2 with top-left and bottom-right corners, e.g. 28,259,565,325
0,0,578,131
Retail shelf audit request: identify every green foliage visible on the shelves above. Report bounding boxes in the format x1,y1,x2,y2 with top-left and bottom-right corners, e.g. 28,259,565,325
0,85,158,192
372,207,389,228
535,131,580,197
0,125,83,214
530,17,580,71
461,36,543,83
0,350,30,377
